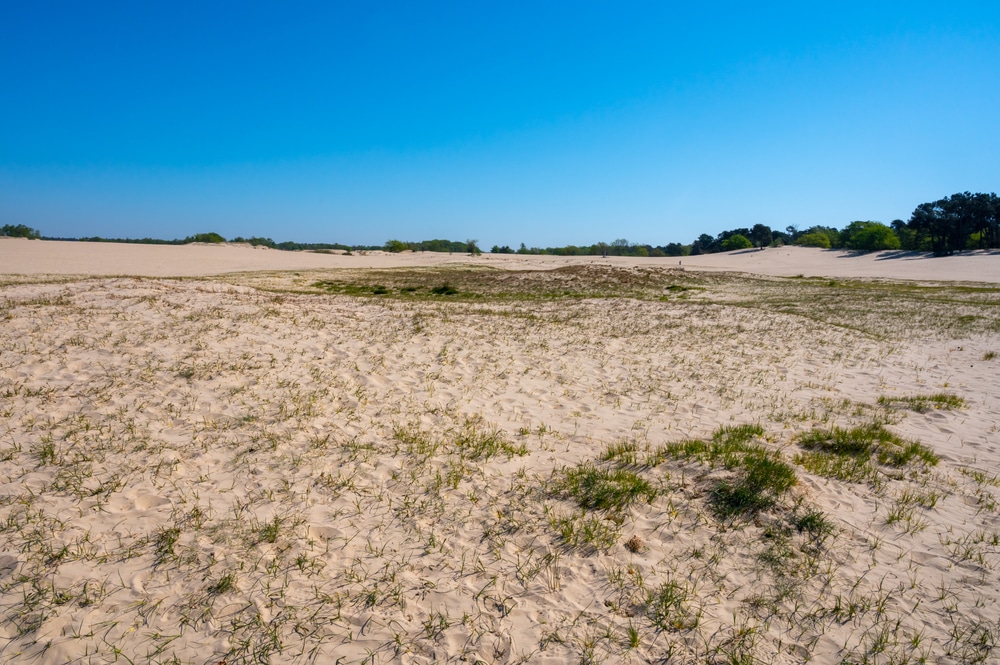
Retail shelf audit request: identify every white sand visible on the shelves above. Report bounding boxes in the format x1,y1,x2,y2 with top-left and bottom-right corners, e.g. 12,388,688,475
2,238,999,282
1,240,999,663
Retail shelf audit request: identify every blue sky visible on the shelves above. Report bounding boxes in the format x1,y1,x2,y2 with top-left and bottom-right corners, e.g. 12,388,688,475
2,2,999,247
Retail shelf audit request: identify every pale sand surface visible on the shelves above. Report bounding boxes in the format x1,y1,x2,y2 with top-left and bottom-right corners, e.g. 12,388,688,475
2,237,999,282
1,242,999,663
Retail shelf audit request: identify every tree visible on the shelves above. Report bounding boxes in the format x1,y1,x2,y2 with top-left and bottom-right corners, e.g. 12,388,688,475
750,224,773,248
843,222,900,251
1,224,41,239
721,234,753,251
907,192,1000,255
795,232,832,248
183,232,225,243
466,239,481,256
384,239,408,253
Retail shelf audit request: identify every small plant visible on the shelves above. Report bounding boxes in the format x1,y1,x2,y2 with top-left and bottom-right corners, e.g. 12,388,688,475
153,527,180,565
647,580,697,631
710,452,796,518
430,284,458,296
558,463,657,513
256,516,281,544
793,508,835,540
984,351,997,361
795,423,938,484
455,418,527,461
208,572,236,595
878,393,966,413
551,512,619,553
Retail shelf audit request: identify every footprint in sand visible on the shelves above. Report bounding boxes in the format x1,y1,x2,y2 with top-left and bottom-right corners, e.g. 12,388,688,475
134,494,171,510
307,524,342,540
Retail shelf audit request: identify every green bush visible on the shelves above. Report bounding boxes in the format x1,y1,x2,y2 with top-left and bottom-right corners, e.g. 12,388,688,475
795,232,832,248
183,232,226,244
721,234,753,251
1,224,41,239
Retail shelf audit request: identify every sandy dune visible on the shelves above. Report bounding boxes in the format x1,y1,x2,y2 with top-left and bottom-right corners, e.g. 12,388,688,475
1,238,998,282
1,241,999,663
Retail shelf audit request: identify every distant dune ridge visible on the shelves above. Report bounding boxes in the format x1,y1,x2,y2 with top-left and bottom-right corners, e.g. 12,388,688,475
1,239,999,662
1,237,999,281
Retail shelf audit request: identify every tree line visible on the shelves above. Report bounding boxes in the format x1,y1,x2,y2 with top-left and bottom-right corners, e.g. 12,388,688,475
4,191,996,257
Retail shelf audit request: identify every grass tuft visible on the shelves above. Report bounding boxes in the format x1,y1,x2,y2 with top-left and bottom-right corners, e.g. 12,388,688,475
878,393,966,413
795,423,938,483
558,464,657,513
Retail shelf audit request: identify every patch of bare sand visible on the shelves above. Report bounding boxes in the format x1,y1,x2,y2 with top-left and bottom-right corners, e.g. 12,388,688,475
1,269,998,663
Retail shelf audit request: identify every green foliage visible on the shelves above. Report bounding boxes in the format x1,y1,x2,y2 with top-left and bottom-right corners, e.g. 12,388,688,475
153,527,180,564
647,580,698,631
430,284,459,295
721,234,753,251
878,393,965,413
384,239,408,253
793,508,835,539
208,572,236,595
550,512,619,553
558,464,657,512
1,224,41,239
182,232,226,244
652,424,795,518
710,452,797,518
908,191,999,255
795,423,938,484
842,221,901,251
454,419,527,461
256,516,282,544
795,231,832,248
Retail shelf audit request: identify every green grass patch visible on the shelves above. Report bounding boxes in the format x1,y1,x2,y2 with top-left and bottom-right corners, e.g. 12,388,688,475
550,512,620,553
710,453,797,518
557,464,657,513
455,418,527,461
795,423,938,483
647,580,698,631
878,393,966,413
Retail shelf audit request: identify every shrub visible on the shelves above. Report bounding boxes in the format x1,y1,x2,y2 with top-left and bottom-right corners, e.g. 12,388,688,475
721,234,753,251
795,232,832,248
1,224,41,239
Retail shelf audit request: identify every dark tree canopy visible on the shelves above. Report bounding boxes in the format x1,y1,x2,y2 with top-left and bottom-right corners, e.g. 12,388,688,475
1,224,41,239
907,192,999,255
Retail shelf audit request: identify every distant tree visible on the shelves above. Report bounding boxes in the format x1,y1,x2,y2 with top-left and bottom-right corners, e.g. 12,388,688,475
750,224,773,248
721,234,753,251
384,239,408,253
907,192,1000,255
795,232,832,249
183,232,225,243
491,245,514,254
842,221,901,251
1,224,41,239
466,239,481,256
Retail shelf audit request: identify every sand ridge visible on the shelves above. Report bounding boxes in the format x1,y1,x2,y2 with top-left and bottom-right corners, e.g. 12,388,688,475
1,238,999,283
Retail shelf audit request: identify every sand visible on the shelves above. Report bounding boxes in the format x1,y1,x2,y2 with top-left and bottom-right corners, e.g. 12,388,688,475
2,238,998,282
1,240,999,663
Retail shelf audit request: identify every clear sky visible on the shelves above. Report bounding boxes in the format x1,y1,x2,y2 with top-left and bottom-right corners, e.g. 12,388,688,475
2,2,999,248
